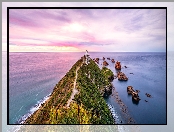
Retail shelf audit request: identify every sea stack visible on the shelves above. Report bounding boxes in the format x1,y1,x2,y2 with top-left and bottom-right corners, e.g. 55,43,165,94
117,71,128,81
111,59,115,63
103,61,109,66
127,86,140,101
115,61,121,70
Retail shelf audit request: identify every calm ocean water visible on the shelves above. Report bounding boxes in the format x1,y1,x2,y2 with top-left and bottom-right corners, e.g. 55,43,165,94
9,52,166,125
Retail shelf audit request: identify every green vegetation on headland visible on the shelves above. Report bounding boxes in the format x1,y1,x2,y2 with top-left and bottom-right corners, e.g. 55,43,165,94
24,56,115,124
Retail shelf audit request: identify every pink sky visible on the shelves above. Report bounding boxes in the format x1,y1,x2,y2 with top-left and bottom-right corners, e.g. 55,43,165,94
1,3,171,52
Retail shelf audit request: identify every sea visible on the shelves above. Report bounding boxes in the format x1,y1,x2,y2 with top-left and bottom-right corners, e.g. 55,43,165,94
8,52,166,126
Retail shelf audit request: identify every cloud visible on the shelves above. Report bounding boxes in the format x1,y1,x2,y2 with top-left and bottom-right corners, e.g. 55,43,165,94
7,8,167,52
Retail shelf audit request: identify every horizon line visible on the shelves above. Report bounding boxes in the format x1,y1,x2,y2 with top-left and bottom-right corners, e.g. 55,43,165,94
6,51,167,53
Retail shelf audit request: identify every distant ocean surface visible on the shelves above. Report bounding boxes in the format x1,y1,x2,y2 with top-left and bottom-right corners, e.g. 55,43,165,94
9,52,166,124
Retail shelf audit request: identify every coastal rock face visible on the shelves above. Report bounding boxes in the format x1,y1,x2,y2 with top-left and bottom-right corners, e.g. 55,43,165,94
103,61,109,66
94,58,99,64
101,67,114,97
115,61,121,70
103,85,113,97
117,71,128,81
127,86,140,101
108,75,114,82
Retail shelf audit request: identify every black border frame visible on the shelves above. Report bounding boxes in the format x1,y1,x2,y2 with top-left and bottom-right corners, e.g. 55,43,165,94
7,7,167,125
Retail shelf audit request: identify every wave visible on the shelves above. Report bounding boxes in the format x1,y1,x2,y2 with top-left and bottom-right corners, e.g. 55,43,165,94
107,103,120,124
107,103,141,132
16,93,51,124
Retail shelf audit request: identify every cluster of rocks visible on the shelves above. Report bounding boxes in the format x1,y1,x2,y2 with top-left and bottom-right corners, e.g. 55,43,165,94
105,57,115,63
127,86,152,103
115,61,121,70
127,86,141,102
117,71,128,81
145,93,152,98
103,61,109,66
114,91,135,124
93,57,117,67
144,93,152,102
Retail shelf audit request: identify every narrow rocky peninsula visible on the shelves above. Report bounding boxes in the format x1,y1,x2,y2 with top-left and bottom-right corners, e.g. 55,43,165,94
24,53,115,124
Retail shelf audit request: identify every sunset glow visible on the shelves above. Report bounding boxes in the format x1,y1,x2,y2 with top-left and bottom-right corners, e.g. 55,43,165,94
8,8,166,52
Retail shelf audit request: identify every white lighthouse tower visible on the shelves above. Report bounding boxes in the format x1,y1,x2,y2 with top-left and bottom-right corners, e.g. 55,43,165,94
83,50,90,65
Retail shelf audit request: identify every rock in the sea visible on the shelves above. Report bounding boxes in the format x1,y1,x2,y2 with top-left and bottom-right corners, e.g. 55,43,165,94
136,90,140,93
145,93,152,98
94,58,99,64
127,86,141,101
131,92,141,101
103,57,105,60
111,59,115,63
103,61,109,66
124,66,127,68
127,86,134,94
107,57,110,60
117,71,128,81
115,61,121,70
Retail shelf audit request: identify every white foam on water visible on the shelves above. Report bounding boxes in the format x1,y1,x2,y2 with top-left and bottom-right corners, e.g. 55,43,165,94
17,93,51,124
107,103,120,124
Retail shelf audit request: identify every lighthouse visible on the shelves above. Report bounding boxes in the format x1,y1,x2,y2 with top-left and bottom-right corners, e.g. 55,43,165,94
83,50,90,65
85,50,88,56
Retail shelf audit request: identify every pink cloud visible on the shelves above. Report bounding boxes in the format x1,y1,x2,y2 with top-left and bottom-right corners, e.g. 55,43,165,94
9,8,166,52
